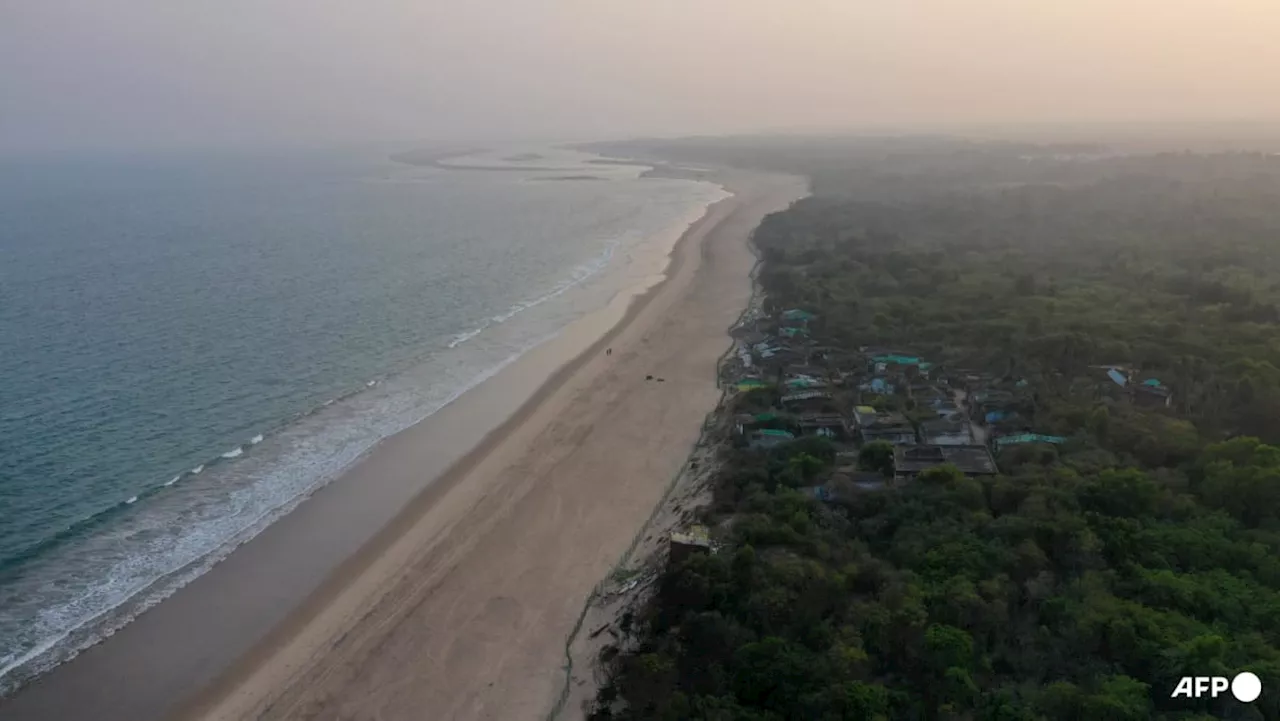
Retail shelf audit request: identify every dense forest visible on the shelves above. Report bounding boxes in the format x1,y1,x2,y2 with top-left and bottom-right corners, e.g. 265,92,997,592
587,138,1280,720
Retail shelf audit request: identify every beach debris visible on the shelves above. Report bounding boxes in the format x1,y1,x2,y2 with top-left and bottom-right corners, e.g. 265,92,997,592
657,377,666,382
646,374,654,380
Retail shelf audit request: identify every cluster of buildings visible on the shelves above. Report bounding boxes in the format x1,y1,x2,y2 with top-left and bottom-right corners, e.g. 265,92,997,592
669,307,1180,568
719,307,1188,486
1094,365,1174,409
723,311,1011,484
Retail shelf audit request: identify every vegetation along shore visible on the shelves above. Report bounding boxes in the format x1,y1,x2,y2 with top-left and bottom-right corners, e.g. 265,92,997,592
572,136,1280,721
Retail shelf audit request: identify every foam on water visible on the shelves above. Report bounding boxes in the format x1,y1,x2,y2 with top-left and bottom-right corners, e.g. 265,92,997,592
447,326,487,348
0,329,556,694
0,145,731,696
490,233,629,325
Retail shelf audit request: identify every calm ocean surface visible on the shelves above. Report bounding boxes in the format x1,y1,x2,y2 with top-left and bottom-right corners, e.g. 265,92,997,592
0,146,725,692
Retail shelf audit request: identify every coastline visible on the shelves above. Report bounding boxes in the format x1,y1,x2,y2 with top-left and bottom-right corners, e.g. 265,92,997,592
0,163,805,721
553,192,777,720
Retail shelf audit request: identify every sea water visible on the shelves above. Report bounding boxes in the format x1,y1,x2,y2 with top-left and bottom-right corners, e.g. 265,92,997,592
0,145,726,693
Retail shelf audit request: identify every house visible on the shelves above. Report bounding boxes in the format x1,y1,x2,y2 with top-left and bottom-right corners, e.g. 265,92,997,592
859,377,896,395
669,525,712,567
893,444,998,480
855,407,917,445
869,353,929,377
748,428,795,449
784,373,827,391
995,433,1066,450
756,343,811,372
1133,378,1173,408
779,326,808,339
920,418,972,445
969,389,1019,427
734,412,781,436
796,412,850,439
1093,365,1136,400
933,400,964,421
781,389,834,411
780,308,818,327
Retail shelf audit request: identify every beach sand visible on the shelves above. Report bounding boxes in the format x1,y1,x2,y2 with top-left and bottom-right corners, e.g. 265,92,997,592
0,166,805,721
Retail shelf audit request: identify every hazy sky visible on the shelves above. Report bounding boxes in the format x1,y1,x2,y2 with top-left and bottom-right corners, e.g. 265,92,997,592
3,0,1279,151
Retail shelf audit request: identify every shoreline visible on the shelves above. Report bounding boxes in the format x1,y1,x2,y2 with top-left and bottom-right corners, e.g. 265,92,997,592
552,188,778,719
177,173,745,721
0,163,805,721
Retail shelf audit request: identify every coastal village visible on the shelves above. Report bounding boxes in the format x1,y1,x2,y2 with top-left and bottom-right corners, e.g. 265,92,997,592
566,299,1184,694
716,303,1171,500
566,143,1280,721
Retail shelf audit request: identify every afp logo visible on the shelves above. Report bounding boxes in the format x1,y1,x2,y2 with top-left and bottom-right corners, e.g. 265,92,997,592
1171,672,1262,702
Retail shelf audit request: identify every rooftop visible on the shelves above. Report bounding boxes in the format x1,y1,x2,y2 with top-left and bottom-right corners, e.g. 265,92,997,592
995,433,1066,449
894,444,998,476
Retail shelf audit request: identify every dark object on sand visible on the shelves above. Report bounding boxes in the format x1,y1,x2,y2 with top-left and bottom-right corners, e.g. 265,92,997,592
606,348,612,356
646,375,654,380
657,378,666,382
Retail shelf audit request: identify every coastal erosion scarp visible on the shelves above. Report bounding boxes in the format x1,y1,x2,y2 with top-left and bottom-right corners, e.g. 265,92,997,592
550,169,797,719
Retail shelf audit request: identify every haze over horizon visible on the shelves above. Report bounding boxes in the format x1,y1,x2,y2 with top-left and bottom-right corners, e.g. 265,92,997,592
3,0,1279,152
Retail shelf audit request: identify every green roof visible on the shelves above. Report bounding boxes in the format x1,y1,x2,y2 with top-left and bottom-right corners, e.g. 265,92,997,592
758,429,795,438
782,309,817,321
872,354,922,365
1142,378,1162,387
754,412,778,422
737,378,769,388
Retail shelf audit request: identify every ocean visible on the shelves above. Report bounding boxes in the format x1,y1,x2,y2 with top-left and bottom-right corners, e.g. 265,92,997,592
0,145,726,693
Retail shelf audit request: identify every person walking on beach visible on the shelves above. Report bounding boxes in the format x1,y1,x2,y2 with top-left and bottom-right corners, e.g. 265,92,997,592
606,347,612,356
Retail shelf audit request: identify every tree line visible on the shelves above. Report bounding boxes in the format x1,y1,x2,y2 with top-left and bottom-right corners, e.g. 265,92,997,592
590,138,1280,720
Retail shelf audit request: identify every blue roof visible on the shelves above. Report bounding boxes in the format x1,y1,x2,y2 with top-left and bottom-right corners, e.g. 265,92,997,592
1142,378,1162,387
996,433,1067,448
1107,369,1127,387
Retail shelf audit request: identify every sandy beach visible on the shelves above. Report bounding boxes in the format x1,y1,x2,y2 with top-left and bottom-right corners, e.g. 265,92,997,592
0,165,805,721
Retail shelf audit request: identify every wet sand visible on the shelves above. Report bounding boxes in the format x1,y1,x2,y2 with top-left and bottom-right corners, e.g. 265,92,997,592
0,166,805,721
